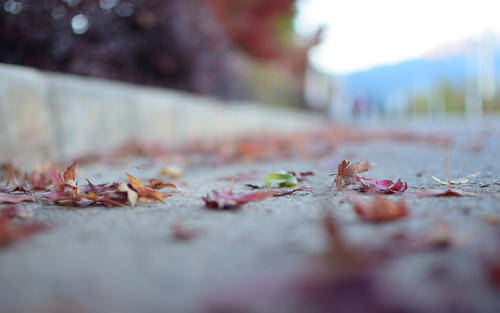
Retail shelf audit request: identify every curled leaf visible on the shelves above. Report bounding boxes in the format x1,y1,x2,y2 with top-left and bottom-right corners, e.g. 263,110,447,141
263,170,298,188
126,173,168,203
117,183,138,206
360,179,408,194
330,160,376,191
146,179,183,190
202,183,273,209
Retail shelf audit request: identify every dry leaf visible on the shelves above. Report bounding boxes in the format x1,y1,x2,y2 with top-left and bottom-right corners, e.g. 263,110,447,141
202,183,273,209
146,179,183,190
330,160,376,191
0,192,32,204
117,183,138,206
349,195,408,222
431,172,480,185
360,179,408,194
126,173,168,203
0,205,32,219
419,155,478,197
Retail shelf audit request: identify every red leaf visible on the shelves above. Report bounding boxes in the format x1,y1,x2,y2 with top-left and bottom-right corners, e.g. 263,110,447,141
0,192,32,204
0,217,49,247
349,195,408,223
330,160,375,191
202,183,273,209
0,205,31,219
360,179,408,194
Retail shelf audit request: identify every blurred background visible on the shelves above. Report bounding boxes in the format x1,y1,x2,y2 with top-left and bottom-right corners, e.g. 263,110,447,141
1,0,499,119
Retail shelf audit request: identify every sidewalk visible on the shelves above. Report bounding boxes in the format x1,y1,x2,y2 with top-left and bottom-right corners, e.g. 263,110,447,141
0,118,499,313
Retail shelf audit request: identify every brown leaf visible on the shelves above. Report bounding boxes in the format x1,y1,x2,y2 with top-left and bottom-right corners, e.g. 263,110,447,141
63,161,77,182
146,179,183,190
126,173,168,203
349,195,408,223
330,160,376,191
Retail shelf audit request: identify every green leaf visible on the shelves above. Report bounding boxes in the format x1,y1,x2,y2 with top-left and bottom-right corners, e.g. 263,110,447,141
263,170,298,188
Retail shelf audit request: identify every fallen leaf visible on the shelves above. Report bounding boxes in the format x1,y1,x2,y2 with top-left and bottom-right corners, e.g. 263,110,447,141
0,205,32,219
170,222,201,241
418,188,478,197
202,183,273,209
117,182,139,206
126,173,168,203
272,186,313,197
0,192,32,204
146,179,183,190
349,195,408,222
63,161,77,182
0,217,49,247
431,172,480,185
263,170,298,188
419,155,478,197
330,160,376,191
360,179,408,194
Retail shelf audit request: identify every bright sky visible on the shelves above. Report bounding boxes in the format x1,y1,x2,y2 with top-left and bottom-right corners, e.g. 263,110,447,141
295,0,500,74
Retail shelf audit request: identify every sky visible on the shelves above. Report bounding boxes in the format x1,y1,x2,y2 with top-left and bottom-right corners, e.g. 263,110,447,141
295,0,500,74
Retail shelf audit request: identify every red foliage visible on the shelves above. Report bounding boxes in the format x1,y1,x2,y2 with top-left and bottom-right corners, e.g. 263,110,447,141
360,179,408,194
203,183,273,209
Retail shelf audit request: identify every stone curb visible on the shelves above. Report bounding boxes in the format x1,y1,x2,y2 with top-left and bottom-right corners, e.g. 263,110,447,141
0,63,327,164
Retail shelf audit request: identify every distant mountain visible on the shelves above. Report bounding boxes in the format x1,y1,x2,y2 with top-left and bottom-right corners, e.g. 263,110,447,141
339,33,500,100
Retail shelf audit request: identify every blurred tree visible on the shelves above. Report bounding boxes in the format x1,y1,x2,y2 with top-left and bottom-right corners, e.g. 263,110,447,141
0,0,321,105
